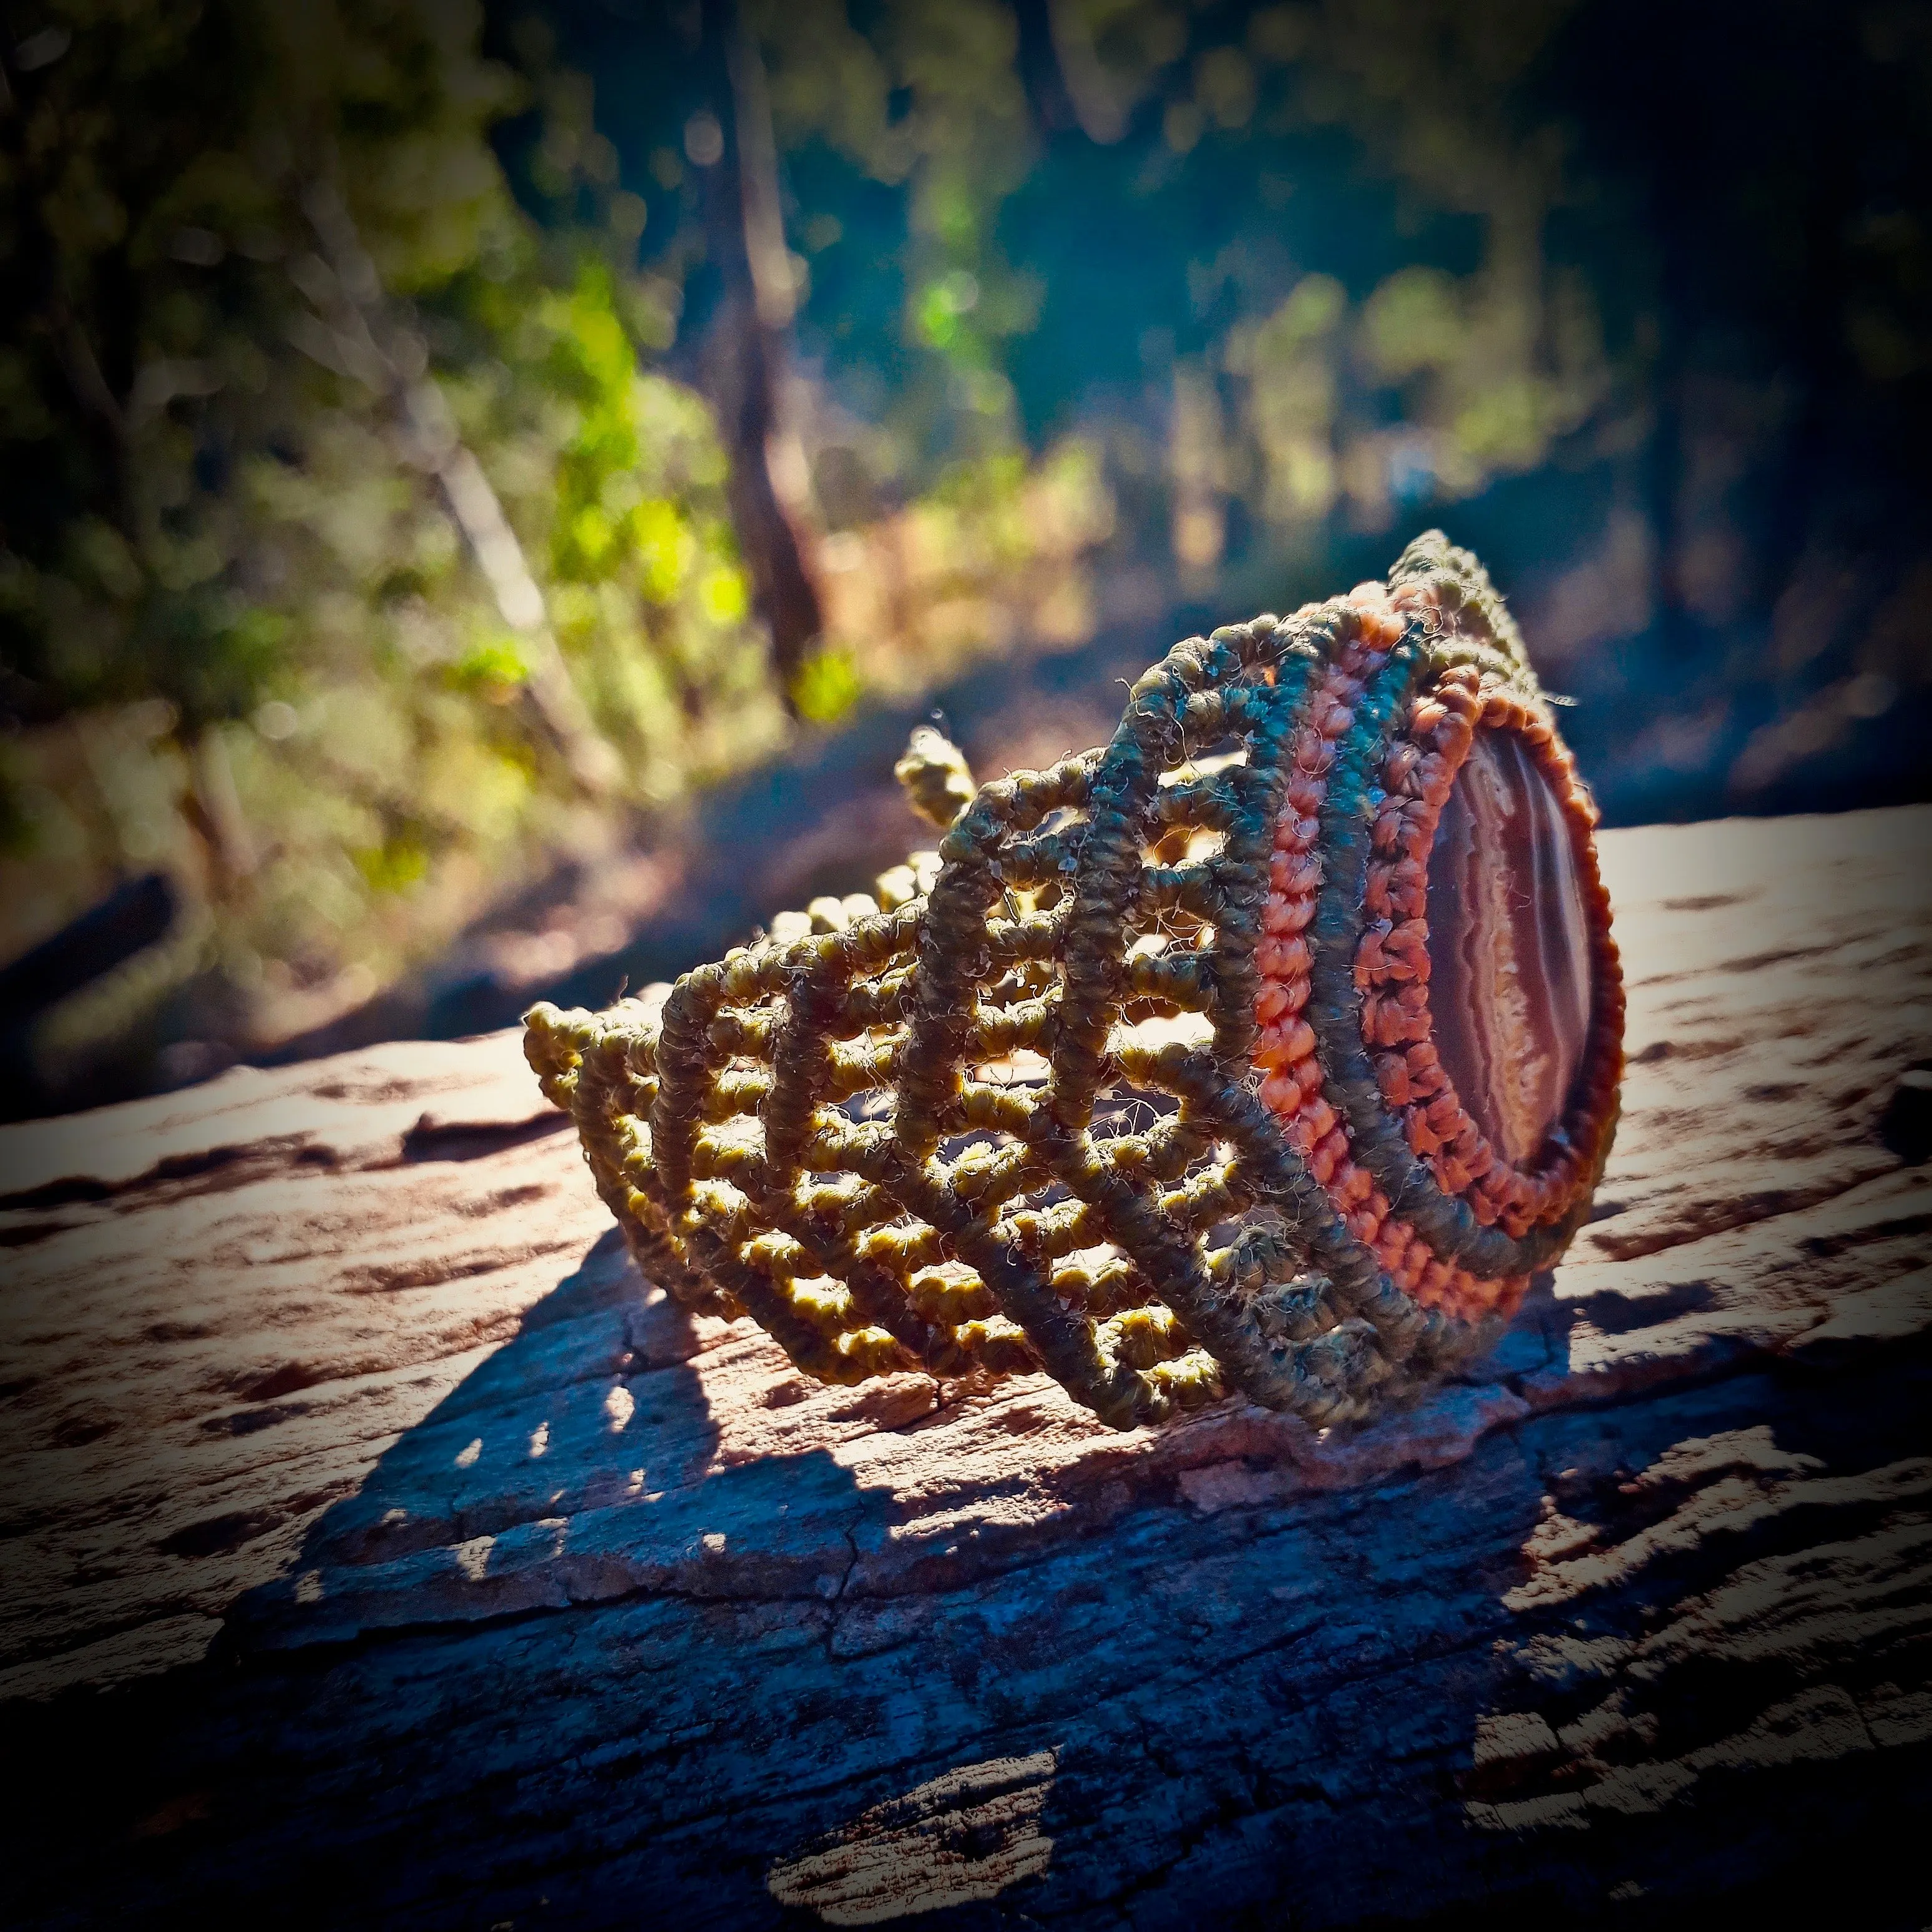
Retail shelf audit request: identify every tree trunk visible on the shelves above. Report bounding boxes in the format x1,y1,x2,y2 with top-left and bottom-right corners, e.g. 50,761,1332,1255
2,806,1930,1927
698,0,824,708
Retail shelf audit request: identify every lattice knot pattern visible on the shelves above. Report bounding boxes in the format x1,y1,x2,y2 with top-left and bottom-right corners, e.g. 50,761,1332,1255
524,534,1624,1429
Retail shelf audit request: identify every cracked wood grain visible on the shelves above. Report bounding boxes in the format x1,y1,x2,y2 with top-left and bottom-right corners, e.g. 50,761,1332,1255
1,805,1928,1929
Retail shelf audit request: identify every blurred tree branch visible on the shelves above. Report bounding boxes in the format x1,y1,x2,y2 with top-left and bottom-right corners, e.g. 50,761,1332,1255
295,177,621,798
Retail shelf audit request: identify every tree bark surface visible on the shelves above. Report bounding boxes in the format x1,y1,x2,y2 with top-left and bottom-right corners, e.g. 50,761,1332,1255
3,807,1930,1928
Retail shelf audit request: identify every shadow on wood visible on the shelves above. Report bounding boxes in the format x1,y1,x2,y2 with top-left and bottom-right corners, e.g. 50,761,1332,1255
2,806,1931,1927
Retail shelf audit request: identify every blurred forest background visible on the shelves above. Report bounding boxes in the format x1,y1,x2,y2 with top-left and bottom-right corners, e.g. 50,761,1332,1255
2,0,1928,1118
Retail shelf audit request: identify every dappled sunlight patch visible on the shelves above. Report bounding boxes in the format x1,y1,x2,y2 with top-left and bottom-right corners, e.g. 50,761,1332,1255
767,1750,1058,1926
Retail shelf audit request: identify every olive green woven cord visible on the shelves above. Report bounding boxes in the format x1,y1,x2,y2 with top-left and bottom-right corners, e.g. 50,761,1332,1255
525,531,1623,1429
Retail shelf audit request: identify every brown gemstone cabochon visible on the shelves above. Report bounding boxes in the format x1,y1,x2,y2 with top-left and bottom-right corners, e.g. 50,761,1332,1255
1424,729,1594,1166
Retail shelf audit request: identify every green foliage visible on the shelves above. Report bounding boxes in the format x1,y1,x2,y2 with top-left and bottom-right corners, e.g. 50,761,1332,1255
0,0,779,1067
8,0,1928,1094
447,637,530,696
660,0,1619,575
791,645,862,726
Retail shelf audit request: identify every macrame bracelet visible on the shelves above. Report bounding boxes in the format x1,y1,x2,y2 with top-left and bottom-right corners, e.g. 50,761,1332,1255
524,532,1624,1429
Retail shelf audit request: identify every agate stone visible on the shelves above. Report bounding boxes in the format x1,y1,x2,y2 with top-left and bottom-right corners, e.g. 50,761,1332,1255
1425,731,1593,1165
530,535,1626,1427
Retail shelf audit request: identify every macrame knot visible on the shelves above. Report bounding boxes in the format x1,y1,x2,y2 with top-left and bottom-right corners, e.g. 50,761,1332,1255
525,532,1624,1429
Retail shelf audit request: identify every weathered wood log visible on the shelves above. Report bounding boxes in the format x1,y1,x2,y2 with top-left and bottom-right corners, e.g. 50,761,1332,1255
2,806,1930,1928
